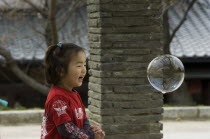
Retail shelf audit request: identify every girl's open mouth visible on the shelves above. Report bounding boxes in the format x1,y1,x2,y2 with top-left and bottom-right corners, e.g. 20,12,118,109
79,77,83,81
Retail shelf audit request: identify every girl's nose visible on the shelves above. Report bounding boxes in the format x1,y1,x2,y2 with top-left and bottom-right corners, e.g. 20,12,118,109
82,66,87,74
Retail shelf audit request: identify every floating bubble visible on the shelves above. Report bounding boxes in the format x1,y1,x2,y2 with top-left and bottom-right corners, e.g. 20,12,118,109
147,55,185,94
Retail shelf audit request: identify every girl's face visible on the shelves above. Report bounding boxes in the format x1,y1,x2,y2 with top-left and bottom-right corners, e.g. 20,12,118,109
59,51,86,91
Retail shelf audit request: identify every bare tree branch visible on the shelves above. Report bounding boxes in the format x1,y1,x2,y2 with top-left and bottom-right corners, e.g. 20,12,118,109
163,0,198,54
0,0,84,97
0,46,49,96
57,0,86,31
168,0,197,44
1,0,20,16
2,0,11,8
21,0,48,18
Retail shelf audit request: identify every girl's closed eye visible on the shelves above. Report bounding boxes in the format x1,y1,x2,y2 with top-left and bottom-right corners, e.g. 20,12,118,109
76,63,82,67
76,63,86,68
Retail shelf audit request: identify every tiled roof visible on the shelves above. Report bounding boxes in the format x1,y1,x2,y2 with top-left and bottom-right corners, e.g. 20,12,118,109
0,7,88,62
168,0,210,58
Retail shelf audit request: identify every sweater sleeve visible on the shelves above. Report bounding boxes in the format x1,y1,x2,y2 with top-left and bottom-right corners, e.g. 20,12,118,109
83,119,91,130
57,121,94,139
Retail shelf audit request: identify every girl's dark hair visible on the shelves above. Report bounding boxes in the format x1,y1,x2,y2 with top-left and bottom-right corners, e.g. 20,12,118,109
44,43,85,85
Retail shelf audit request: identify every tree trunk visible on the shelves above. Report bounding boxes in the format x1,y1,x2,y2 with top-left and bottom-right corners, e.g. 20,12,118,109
48,0,58,45
162,0,198,105
0,0,82,97
163,9,170,54
0,46,49,96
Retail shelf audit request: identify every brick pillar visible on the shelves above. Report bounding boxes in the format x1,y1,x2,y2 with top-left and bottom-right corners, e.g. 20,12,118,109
87,0,163,138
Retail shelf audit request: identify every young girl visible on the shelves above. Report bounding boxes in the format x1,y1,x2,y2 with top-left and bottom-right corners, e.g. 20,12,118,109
41,43,105,139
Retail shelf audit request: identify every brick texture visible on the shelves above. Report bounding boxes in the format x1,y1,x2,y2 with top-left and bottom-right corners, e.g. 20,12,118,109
87,0,164,138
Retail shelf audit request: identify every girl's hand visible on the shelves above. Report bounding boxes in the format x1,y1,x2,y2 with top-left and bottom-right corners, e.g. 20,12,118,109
89,126,105,139
94,132,103,139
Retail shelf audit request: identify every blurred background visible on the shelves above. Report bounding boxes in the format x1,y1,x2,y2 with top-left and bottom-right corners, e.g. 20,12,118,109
0,0,210,110
0,0,89,109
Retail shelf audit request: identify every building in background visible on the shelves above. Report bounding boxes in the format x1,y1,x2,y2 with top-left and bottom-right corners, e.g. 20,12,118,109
166,0,210,105
0,0,89,107
1,0,210,108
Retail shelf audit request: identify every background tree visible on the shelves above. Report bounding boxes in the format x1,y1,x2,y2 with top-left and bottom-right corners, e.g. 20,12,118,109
162,0,198,105
0,0,86,96
0,0,199,106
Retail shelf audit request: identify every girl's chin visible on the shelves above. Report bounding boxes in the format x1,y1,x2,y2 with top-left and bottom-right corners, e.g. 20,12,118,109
74,83,83,87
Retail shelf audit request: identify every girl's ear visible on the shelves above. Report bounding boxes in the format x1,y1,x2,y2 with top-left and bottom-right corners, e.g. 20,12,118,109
57,67,65,77
60,68,65,77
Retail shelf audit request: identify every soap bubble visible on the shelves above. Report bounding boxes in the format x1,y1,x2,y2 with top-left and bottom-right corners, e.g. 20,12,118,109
147,55,185,94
